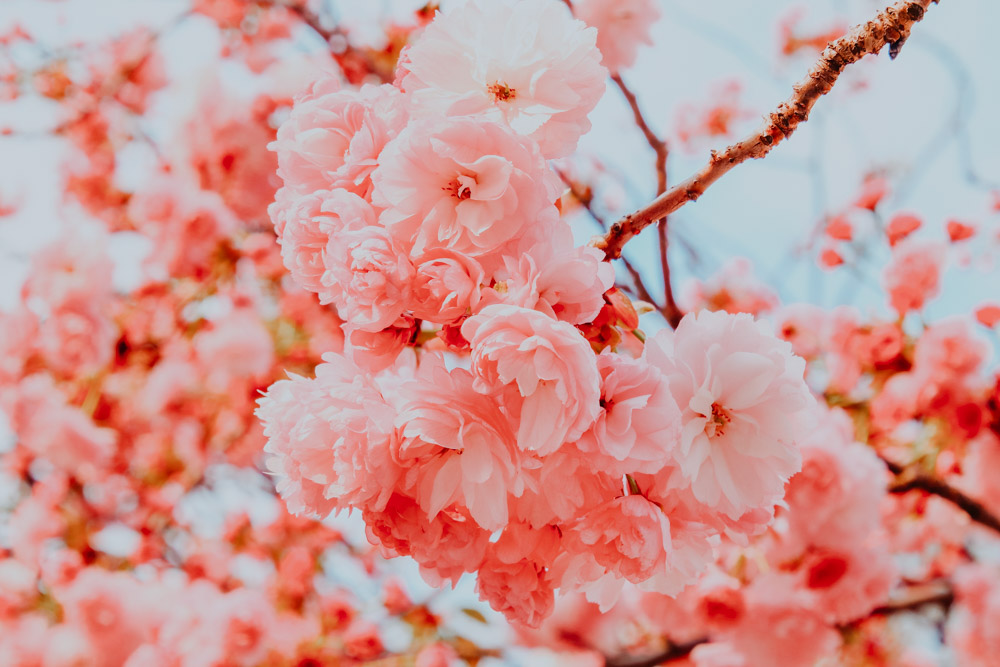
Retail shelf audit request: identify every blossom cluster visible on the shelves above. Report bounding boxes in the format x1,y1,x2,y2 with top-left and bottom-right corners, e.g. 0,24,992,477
257,0,814,627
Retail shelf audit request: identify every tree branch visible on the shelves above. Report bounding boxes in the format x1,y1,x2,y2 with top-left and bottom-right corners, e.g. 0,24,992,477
604,639,707,667
888,466,1000,535
593,0,939,260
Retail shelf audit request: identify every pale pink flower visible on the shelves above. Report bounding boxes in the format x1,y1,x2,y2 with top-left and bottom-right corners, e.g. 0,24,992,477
372,118,559,268
462,305,601,455
193,308,275,391
575,353,681,476
646,310,810,519
575,0,661,73
774,303,826,359
272,79,408,198
681,257,779,317
256,352,398,517
399,0,607,158
273,187,377,297
322,226,415,332
390,355,521,531
409,248,484,323
883,240,945,314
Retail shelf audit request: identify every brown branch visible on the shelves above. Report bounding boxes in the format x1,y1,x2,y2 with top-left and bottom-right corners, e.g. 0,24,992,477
868,579,954,616
889,468,1000,535
604,638,708,667
593,0,939,260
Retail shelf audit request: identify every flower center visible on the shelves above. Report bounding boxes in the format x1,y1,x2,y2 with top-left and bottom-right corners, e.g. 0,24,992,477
705,402,731,438
444,174,476,200
487,81,516,102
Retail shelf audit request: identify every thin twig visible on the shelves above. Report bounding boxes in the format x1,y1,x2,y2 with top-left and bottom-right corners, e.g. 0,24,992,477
594,0,939,260
610,74,683,327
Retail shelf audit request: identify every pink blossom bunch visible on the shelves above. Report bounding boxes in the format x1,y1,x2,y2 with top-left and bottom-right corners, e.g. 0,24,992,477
259,0,815,627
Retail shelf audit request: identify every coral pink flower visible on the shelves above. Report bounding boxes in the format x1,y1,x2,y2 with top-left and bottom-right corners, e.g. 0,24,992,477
575,353,681,476
372,118,559,268
409,249,484,323
476,522,560,628
8,375,115,479
568,495,671,584
575,0,661,73
883,240,945,314
462,305,601,455
947,564,1000,667
256,352,398,517
390,355,521,531
274,187,377,297
322,226,415,332
646,310,810,519
399,0,607,158
34,302,116,377
912,317,989,387
723,574,841,667
272,79,408,198
363,494,490,585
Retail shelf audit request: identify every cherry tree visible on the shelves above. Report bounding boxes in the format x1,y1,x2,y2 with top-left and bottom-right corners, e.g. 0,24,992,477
1,0,999,665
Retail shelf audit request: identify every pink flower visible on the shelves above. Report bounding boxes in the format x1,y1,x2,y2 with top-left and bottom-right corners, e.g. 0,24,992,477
575,353,681,476
399,0,607,158
274,187,377,297
575,0,661,73
883,240,945,314
948,564,1000,667
193,307,275,391
779,410,888,554
8,375,116,479
272,79,408,198
34,302,116,377
489,235,615,325
390,355,521,531
409,249,484,323
912,317,990,387
363,494,490,585
722,573,840,667
322,226,415,332
462,305,601,455
343,620,384,660
646,310,810,519
476,522,560,628
256,352,398,517
568,495,671,583
372,118,559,268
